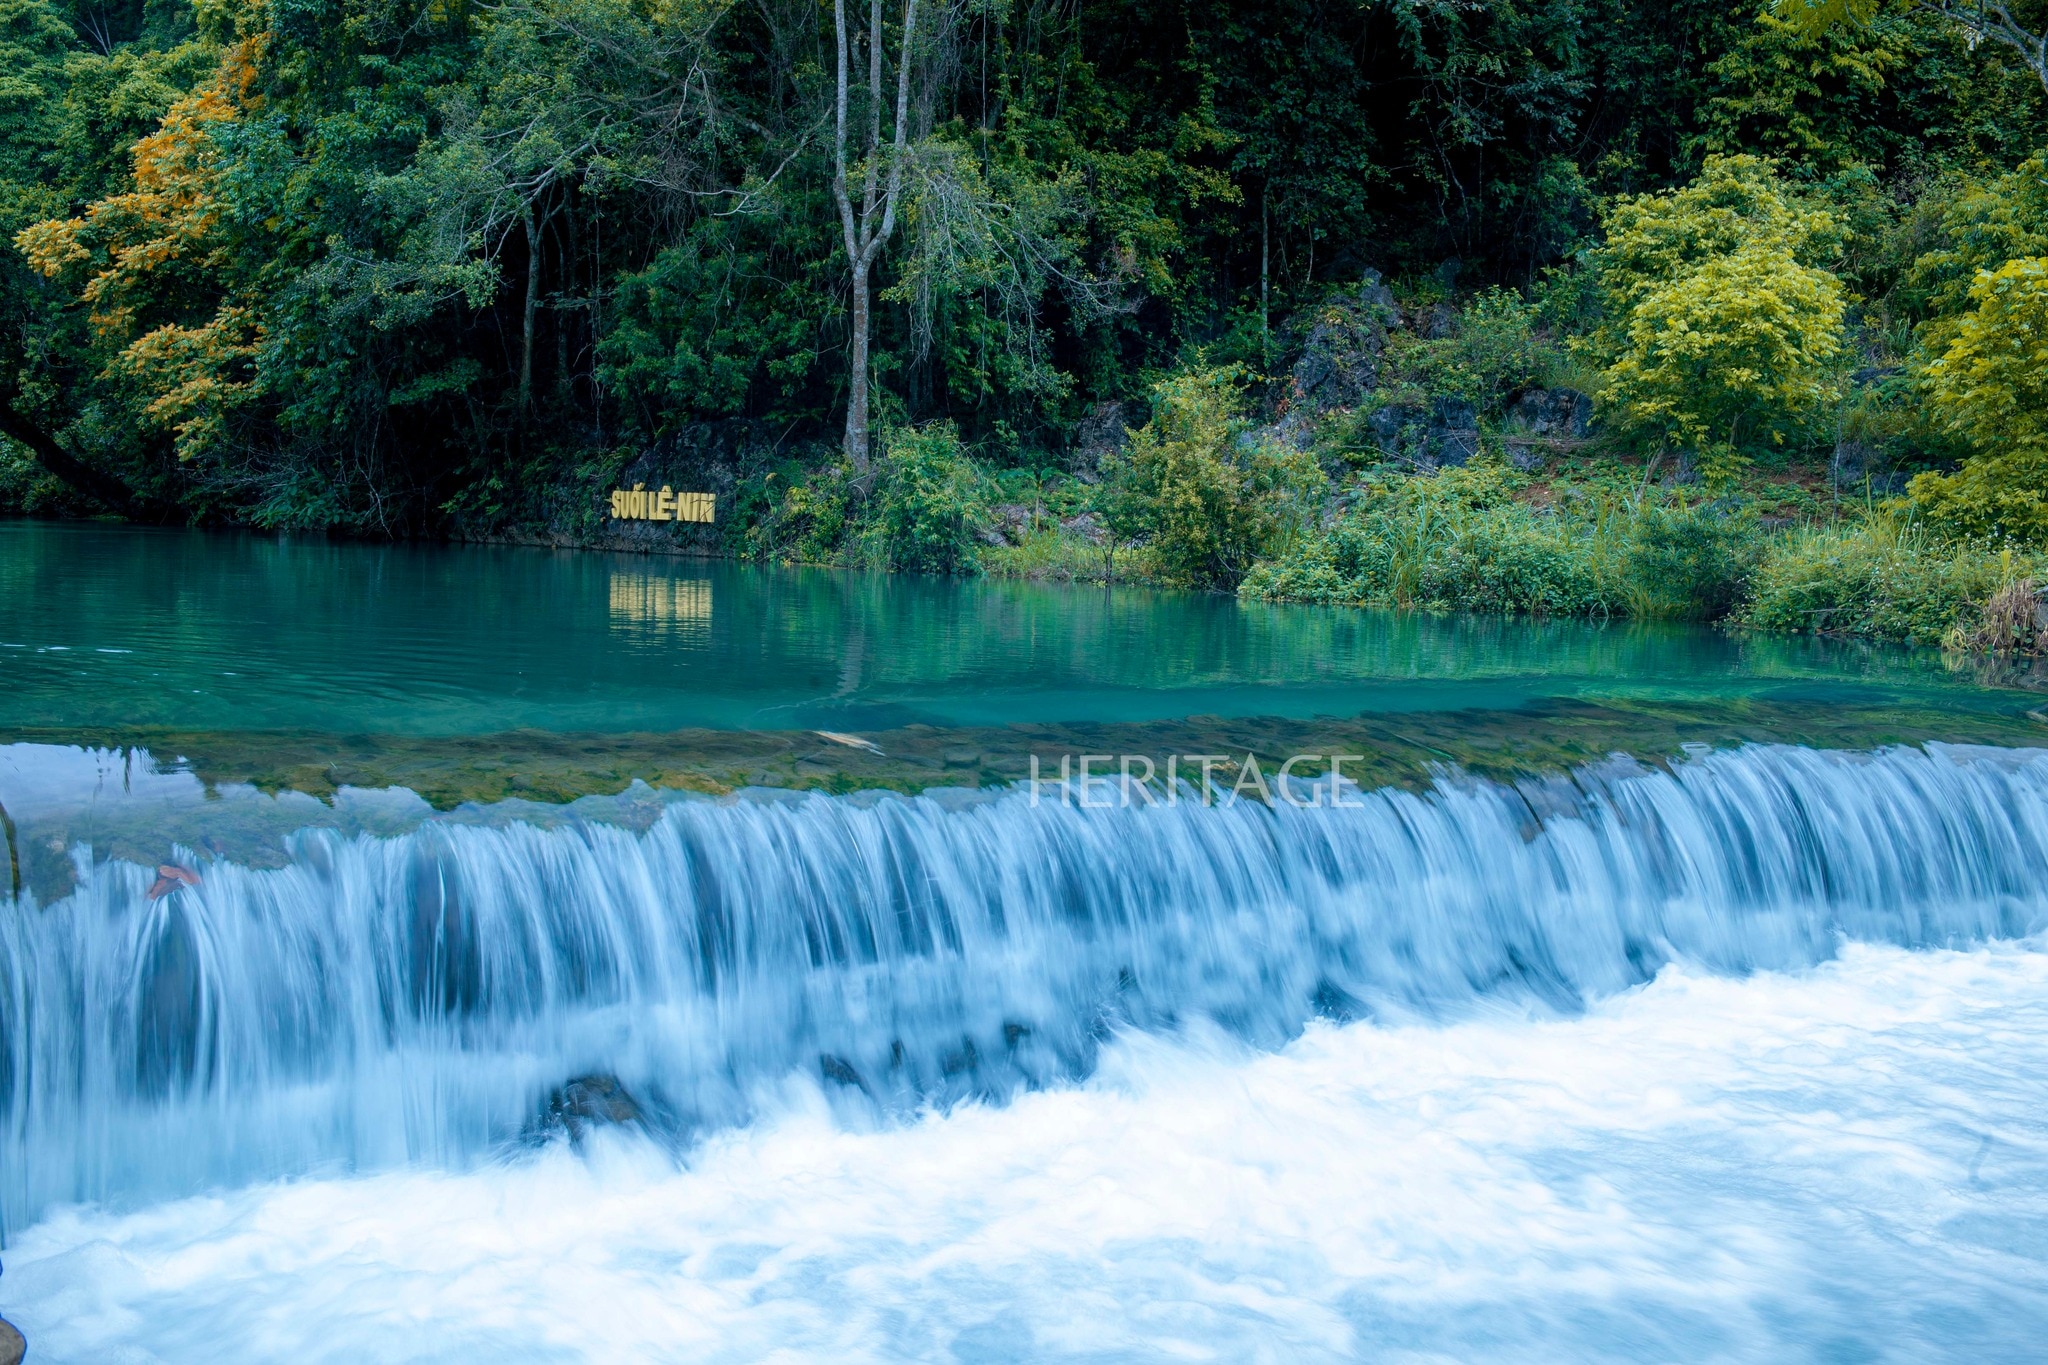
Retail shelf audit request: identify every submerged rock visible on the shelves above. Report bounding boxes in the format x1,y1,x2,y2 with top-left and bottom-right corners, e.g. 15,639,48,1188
0,1314,20,1365
145,862,200,901
819,1053,871,1094
537,1075,645,1144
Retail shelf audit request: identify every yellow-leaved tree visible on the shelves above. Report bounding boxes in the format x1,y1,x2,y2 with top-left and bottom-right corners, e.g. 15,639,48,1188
1586,155,1848,485
13,29,266,462
1909,257,2048,542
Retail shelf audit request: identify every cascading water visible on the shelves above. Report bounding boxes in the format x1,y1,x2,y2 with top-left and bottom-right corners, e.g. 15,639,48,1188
5,741,2048,1236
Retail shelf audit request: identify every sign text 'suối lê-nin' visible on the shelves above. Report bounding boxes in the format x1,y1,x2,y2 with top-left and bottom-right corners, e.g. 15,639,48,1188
611,485,715,523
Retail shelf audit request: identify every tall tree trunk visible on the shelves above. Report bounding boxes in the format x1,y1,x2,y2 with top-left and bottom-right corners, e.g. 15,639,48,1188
846,259,873,470
519,203,540,415
1918,0,2048,93
831,0,920,475
1260,187,1270,367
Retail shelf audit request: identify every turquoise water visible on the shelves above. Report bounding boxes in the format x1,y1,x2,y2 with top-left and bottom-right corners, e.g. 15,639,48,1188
0,520,2033,736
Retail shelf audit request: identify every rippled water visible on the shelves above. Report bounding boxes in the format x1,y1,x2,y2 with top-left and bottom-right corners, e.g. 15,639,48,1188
1,521,2037,734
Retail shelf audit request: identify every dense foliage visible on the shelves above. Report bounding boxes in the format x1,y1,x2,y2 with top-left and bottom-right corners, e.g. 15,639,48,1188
3,0,2048,651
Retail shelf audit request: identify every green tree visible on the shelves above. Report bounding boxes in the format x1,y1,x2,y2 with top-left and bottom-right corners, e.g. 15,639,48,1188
1588,155,1848,463
1903,151,2048,349
1909,256,2048,542
1775,0,2048,95
868,421,987,572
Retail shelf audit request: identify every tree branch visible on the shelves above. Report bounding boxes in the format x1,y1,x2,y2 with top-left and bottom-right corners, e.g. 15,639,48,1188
0,396,151,519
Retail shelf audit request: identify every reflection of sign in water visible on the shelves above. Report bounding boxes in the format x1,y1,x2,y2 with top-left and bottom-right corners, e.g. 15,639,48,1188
610,575,711,626
611,484,715,523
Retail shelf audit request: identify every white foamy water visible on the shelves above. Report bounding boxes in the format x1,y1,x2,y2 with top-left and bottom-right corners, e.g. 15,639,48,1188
6,940,2046,1363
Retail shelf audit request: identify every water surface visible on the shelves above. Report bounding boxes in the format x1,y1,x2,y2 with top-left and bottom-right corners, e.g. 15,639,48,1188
3,521,2038,737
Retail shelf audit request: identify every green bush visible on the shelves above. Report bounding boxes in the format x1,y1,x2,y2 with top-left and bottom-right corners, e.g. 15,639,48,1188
739,425,989,572
1243,463,1622,616
868,423,990,574
750,462,857,565
983,525,1165,584
1624,502,1763,618
1101,367,1326,589
1242,464,1763,621
1738,517,2042,645
0,440,78,516
1909,257,2048,545
1585,155,1848,456
1410,288,1554,413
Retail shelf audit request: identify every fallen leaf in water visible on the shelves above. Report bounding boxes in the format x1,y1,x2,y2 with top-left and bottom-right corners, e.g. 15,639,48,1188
813,731,884,755
147,863,201,900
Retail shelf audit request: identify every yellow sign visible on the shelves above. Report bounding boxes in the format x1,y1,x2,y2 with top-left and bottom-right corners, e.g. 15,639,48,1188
611,484,715,523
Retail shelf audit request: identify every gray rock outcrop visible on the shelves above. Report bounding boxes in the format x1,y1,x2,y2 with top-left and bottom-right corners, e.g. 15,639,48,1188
1831,440,1907,496
1507,388,1592,441
1502,387,1593,471
1072,400,1146,473
1365,397,1479,468
1427,397,1481,468
1287,270,1398,416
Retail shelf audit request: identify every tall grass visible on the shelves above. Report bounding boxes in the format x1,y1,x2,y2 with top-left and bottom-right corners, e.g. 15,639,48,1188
1247,465,2048,652
982,527,1166,585
1240,465,1757,621
1739,516,2046,647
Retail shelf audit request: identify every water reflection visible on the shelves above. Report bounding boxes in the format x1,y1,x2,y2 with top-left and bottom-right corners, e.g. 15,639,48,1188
0,520,2037,736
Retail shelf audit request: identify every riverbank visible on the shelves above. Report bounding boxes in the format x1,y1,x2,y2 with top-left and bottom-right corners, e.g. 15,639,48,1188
517,448,2048,659
1238,460,2048,652
9,452,2048,670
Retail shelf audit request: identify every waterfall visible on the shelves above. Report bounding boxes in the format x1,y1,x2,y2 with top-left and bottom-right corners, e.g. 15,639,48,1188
5,741,2048,1233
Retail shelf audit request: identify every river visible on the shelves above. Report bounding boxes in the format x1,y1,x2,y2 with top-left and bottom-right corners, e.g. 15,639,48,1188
3,521,2046,1361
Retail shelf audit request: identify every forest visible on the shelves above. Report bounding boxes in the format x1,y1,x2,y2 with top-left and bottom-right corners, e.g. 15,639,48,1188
3,0,2047,644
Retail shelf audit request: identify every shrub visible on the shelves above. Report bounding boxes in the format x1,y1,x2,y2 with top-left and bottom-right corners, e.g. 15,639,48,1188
1409,288,1553,413
1909,257,2048,544
1587,155,1848,454
1624,501,1763,618
869,423,990,574
1242,465,1763,621
1101,367,1326,589
1242,463,1627,617
1738,516,2042,645
1903,152,2048,353
752,462,857,564
0,440,79,516
983,525,1164,584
